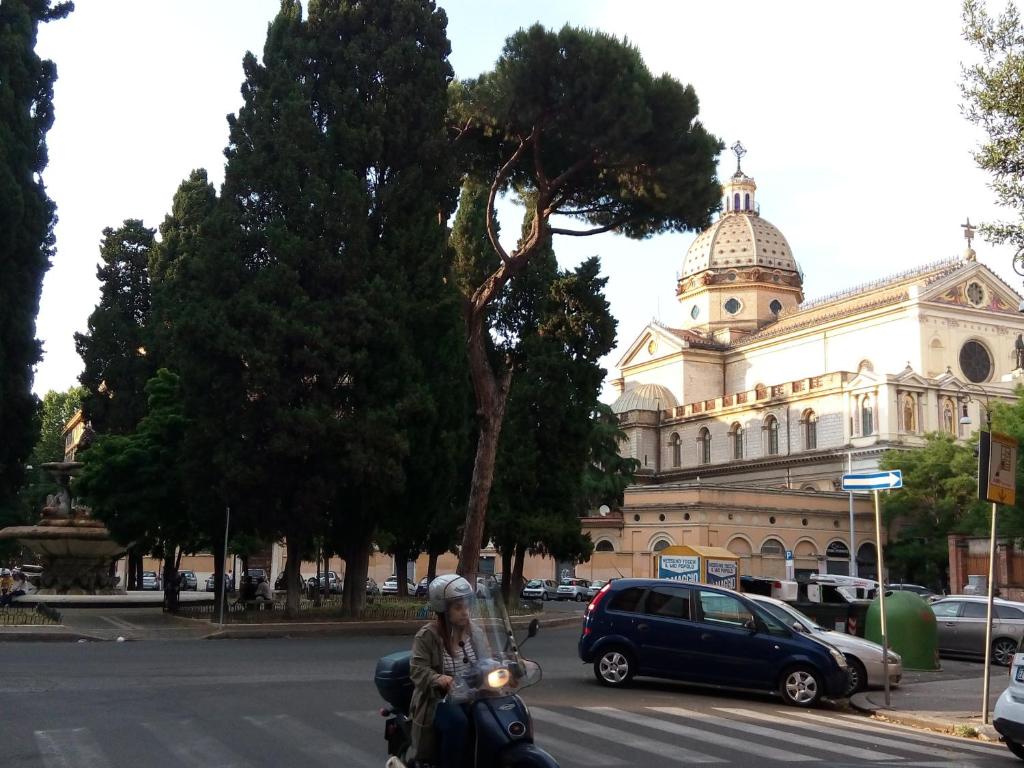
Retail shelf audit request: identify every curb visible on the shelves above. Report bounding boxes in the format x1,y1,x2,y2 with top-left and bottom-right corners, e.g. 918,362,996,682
0,627,103,643
850,692,1000,741
203,612,581,640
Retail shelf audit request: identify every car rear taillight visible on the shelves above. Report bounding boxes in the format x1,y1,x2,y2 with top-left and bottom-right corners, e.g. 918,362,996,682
586,582,612,613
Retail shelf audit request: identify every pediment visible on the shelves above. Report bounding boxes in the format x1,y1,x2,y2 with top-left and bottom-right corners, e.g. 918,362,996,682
617,324,686,369
846,370,884,390
920,263,1022,315
893,367,931,388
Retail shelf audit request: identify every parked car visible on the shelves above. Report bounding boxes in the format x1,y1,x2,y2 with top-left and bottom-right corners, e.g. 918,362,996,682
748,594,902,694
414,577,429,598
522,579,558,601
994,642,1024,760
586,580,611,599
141,571,161,591
557,577,591,602
204,573,234,593
888,583,939,601
276,571,307,592
932,596,1024,665
245,568,268,583
179,570,198,591
366,577,380,596
380,577,399,595
578,578,850,707
305,570,342,594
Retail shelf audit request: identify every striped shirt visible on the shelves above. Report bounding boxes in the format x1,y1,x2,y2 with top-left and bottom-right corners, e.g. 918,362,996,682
441,635,478,679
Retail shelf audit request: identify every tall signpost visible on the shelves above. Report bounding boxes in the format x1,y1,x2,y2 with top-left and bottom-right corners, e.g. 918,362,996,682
842,470,903,707
979,430,1018,725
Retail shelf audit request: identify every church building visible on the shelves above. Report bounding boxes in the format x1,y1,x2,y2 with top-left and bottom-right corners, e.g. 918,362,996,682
577,145,1024,586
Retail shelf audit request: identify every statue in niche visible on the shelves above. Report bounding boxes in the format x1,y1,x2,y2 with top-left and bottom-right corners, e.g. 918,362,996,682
1015,334,1024,371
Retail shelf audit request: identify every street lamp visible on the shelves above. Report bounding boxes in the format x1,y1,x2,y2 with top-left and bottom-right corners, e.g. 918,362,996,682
957,382,993,431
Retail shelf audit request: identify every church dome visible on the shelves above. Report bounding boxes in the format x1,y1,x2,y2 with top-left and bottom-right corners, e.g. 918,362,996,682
611,383,678,414
682,210,799,277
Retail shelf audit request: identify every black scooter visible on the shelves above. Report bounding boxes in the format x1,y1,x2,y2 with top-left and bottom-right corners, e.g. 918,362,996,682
375,619,560,767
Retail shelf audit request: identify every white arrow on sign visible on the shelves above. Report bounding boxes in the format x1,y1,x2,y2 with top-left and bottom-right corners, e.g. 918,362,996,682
841,470,903,490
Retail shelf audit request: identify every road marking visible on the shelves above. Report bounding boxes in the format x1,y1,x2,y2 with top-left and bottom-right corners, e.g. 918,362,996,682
584,706,819,762
530,706,725,764
650,706,900,761
786,710,1011,758
720,707,962,760
246,714,378,767
142,719,245,767
99,615,138,631
35,728,111,768
532,732,628,766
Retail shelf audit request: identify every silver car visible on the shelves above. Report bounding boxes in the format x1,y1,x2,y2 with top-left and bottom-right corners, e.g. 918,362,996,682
932,596,1024,666
750,594,902,694
521,579,558,601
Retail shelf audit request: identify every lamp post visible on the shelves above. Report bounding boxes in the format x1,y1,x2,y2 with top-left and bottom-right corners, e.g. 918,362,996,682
958,383,1000,725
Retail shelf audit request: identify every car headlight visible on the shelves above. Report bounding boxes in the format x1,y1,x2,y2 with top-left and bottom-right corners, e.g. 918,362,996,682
887,652,900,664
486,668,510,689
830,648,847,668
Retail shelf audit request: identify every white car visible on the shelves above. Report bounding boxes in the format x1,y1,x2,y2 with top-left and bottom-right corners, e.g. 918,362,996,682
995,647,1024,761
556,578,591,602
380,578,399,595
749,594,902,694
521,579,558,601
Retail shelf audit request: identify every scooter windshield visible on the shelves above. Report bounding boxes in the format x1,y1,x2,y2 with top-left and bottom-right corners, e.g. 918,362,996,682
447,576,543,701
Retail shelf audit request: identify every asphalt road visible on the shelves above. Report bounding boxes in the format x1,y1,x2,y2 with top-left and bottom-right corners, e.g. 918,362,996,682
0,626,1015,768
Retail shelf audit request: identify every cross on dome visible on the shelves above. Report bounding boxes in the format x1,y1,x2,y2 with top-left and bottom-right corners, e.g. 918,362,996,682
731,140,747,177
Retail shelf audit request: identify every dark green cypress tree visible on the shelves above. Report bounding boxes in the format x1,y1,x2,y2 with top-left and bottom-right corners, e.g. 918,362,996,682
75,220,156,435
0,0,72,518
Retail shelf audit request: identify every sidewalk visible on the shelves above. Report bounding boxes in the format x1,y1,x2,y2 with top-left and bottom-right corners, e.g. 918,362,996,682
850,663,1008,741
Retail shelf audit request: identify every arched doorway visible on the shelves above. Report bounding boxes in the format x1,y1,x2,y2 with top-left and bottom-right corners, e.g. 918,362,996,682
825,540,851,575
857,542,877,581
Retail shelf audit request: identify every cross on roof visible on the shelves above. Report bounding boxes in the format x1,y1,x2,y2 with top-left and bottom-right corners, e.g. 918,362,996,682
962,217,975,249
731,141,746,175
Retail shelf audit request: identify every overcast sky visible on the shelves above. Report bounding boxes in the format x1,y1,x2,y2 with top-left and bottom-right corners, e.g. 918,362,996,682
32,0,1022,399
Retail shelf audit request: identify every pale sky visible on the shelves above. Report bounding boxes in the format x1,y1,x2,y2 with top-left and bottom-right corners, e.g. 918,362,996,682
32,0,1022,399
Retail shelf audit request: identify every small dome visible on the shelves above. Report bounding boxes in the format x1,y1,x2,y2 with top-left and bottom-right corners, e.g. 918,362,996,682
682,211,799,277
611,383,678,414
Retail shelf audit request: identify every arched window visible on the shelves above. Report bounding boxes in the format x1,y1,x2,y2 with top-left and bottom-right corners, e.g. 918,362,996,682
734,192,741,211
595,540,615,552
861,396,874,436
765,415,780,455
669,432,681,468
697,427,711,464
902,394,916,433
730,422,743,460
760,538,785,557
942,397,956,435
652,539,672,553
802,409,817,450
744,193,751,211
857,359,874,373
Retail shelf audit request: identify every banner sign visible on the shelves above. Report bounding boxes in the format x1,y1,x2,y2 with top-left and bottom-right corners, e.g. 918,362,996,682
658,555,700,582
705,559,738,589
980,431,1018,506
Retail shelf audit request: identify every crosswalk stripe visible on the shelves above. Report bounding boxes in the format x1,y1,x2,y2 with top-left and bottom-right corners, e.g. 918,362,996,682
530,706,725,764
649,706,901,762
786,710,1010,757
34,728,111,768
141,719,245,767
245,714,378,768
584,706,819,762
719,707,965,760
533,732,628,767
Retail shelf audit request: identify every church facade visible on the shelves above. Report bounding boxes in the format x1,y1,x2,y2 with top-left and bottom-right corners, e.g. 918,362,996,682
578,149,1024,587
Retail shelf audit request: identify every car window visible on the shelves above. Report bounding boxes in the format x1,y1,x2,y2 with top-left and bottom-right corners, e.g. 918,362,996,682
643,586,691,620
962,602,987,619
526,580,542,587
699,590,754,627
997,605,1024,620
931,601,961,618
751,603,792,637
607,587,646,614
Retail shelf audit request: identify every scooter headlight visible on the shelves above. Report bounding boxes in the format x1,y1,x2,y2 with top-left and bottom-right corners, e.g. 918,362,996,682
486,668,510,688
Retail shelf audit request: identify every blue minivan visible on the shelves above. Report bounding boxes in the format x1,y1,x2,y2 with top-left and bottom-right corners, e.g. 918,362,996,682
578,578,850,707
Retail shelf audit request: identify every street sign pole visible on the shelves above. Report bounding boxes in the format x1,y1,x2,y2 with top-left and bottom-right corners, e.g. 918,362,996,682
848,452,856,577
873,488,890,708
982,500,997,725
219,505,230,627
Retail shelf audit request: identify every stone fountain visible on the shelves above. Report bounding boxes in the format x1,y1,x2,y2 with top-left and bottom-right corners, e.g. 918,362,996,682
0,462,127,594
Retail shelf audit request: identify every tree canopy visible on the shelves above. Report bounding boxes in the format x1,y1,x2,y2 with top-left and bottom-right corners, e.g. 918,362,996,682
0,0,72,519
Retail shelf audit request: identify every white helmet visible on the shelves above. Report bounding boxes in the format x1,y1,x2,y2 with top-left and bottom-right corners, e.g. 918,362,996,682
428,574,474,613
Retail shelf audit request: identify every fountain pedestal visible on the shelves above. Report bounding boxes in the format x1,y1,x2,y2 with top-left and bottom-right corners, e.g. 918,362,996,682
0,462,128,595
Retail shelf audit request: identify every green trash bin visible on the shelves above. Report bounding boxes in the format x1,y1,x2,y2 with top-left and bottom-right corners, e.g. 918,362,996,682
865,590,940,670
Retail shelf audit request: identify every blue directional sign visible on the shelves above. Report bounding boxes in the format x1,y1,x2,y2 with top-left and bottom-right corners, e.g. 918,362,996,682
842,470,903,491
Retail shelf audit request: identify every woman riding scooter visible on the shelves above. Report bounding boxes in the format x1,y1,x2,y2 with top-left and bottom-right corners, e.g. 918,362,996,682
407,574,487,767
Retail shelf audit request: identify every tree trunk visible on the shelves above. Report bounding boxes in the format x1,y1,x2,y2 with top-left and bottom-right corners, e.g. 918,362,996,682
396,550,409,598
342,527,373,615
458,311,512,581
427,551,439,582
211,547,225,624
512,543,527,606
285,537,301,618
162,551,178,613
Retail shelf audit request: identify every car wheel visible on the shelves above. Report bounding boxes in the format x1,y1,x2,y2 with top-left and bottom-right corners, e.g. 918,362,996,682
993,637,1018,666
1006,738,1024,761
779,665,823,708
541,592,549,602
845,657,867,695
575,593,584,602
594,647,634,687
